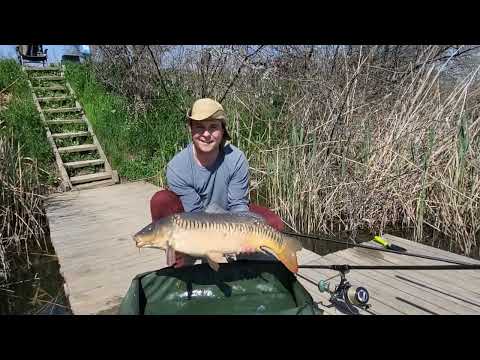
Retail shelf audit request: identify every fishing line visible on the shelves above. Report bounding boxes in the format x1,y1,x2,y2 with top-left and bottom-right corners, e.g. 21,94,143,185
283,230,477,266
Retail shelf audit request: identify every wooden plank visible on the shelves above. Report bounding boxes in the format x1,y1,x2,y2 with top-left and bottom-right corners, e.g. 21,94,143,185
37,95,73,102
25,66,61,71
70,172,112,185
64,159,104,169
73,179,116,191
333,247,480,309
33,85,67,91
51,131,90,139
58,144,97,154
330,248,480,313
42,107,82,114
298,256,401,315
33,75,65,81
24,73,72,191
46,119,84,125
350,242,480,291
348,247,480,299
297,260,403,315
299,269,405,315
319,252,468,314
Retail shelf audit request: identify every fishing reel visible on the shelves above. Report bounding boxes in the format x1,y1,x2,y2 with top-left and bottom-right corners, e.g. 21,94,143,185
317,266,371,315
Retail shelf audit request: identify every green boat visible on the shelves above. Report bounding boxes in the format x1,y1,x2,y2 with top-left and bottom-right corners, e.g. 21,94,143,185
118,260,323,315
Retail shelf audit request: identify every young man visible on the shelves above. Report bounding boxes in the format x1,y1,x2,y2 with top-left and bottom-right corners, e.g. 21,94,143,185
150,98,284,267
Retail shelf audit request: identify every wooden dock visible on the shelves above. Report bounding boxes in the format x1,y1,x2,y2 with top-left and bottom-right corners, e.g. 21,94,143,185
45,181,164,314
45,181,480,315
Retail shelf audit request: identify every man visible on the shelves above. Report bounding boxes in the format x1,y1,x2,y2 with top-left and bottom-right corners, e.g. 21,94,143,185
150,98,284,267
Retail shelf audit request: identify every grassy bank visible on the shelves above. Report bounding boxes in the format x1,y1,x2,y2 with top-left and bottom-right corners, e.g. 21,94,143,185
65,63,191,186
0,60,55,180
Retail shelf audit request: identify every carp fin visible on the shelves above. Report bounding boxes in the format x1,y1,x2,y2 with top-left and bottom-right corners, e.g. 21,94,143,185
166,246,176,267
260,244,299,273
206,251,227,271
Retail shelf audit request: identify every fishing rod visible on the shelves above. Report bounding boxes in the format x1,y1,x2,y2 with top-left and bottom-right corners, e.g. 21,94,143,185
298,264,480,270
283,230,477,266
282,230,480,314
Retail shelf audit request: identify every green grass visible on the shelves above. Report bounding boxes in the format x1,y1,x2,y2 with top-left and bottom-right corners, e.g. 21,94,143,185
0,60,56,185
64,62,191,184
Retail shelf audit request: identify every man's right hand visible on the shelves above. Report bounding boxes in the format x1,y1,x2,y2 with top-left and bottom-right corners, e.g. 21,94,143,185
173,252,192,268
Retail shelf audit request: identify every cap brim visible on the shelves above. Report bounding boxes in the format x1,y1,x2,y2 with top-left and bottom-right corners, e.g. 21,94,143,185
187,109,226,121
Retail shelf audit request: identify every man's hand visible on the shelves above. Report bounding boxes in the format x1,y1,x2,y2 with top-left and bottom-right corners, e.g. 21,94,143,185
173,252,192,268
239,246,257,255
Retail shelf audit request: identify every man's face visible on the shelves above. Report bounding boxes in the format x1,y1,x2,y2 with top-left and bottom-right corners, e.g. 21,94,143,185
189,119,224,154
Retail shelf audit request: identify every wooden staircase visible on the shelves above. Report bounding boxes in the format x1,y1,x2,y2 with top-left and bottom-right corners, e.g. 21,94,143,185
24,65,119,191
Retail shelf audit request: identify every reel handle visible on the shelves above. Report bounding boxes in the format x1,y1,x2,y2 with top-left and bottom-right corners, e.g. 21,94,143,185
318,280,331,293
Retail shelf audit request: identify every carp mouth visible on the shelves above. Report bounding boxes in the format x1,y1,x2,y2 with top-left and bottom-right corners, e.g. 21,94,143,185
133,235,164,249
133,235,151,248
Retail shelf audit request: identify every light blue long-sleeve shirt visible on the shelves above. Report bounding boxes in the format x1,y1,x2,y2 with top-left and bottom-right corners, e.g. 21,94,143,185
166,143,250,213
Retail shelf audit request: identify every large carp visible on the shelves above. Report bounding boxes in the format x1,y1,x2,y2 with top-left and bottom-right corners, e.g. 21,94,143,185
133,205,302,273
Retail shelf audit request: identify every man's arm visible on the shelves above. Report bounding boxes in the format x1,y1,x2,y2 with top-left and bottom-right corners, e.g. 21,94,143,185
227,152,250,213
166,165,204,212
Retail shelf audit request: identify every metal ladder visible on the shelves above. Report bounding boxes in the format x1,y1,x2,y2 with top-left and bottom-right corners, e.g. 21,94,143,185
23,64,119,191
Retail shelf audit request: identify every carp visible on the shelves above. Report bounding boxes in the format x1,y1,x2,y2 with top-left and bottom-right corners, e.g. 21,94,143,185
133,205,302,273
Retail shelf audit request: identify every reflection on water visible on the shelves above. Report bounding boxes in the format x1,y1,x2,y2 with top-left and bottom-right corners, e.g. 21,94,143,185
0,247,72,315
292,231,373,256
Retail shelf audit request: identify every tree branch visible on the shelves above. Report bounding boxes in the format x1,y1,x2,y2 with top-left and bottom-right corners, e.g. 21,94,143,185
146,45,184,115
219,45,264,103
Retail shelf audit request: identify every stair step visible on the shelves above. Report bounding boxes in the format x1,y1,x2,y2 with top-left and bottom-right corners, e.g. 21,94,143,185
37,95,73,102
64,159,105,169
73,179,116,190
42,107,81,114
25,66,61,72
33,85,67,91
51,131,90,139
58,144,97,154
70,172,112,185
33,75,65,81
46,119,84,125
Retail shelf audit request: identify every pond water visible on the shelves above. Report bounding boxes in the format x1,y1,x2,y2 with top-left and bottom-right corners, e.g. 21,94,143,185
0,246,72,315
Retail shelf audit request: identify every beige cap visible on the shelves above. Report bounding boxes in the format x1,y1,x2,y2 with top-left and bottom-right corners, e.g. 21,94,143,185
187,98,225,121
187,98,231,140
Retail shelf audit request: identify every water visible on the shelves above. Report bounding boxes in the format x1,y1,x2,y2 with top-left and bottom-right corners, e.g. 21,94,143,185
292,230,373,256
0,244,72,315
